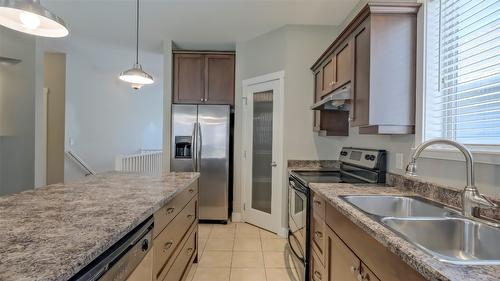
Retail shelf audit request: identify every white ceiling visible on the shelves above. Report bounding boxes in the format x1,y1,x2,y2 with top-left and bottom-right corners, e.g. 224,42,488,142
44,0,360,53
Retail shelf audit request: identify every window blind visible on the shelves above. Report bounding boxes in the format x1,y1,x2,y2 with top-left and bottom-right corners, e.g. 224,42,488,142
424,0,500,145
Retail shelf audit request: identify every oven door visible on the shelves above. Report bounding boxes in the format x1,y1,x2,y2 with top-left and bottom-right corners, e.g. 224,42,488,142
288,178,308,280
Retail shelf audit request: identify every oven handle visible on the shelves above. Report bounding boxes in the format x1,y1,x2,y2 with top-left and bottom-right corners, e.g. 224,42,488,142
287,230,305,264
289,180,307,195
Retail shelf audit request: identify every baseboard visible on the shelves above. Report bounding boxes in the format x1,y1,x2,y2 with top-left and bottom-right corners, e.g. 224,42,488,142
278,227,288,238
231,212,242,222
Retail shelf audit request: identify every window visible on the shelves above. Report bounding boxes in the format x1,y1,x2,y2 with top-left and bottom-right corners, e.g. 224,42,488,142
424,0,500,146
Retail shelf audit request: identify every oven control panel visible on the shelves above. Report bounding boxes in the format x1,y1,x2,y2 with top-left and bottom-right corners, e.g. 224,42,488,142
339,148,386,170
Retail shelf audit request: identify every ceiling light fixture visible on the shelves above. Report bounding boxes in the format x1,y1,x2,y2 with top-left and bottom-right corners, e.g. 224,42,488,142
119,0,153,90
0,0,69,37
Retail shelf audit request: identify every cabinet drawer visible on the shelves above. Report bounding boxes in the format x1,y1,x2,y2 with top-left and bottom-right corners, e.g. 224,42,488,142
154,181,198,237
311,213,325,264
312,193,325,220
162,226,197,281
154,197,197,281
311,251,326,281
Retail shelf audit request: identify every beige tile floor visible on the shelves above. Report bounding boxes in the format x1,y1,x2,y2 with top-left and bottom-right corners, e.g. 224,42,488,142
186,222,301,281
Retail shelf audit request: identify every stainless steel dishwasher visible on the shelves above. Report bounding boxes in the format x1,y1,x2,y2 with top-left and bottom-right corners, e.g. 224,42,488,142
70,217,153,281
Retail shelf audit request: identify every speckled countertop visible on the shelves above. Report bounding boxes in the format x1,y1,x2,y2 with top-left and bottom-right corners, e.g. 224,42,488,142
310,183,500,281
0,171,199,281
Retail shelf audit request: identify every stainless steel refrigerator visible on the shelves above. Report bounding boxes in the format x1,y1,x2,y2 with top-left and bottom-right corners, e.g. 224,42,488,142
171,104,230,221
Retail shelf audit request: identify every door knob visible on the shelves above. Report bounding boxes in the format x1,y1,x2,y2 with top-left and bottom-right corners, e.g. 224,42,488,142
271,161,277,167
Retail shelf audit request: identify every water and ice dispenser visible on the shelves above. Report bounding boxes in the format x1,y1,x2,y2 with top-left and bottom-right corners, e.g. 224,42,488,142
174,136,192,158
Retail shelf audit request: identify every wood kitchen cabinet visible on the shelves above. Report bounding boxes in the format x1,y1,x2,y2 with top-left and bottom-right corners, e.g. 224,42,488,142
312,39,352,136
325,226,359,281
311,3,420,135
153,180,199,281
173,54,205,104
309,190,427,281
173,52,235,105
204,54,235,105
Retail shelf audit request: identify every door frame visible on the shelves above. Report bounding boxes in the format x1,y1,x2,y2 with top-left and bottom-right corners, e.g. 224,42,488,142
241,70,285,235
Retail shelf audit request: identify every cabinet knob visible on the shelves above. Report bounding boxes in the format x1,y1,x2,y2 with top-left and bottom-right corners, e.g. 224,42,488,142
163,241,174,252
314,200,322,206
166,207,175,215
314,271,322,280
187,214,194,219
314,231,323,240
187,247,194,256
350,266,359,273
188,188,195,193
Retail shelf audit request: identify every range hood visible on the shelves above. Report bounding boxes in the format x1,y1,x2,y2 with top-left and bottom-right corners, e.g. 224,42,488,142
311,83,351,111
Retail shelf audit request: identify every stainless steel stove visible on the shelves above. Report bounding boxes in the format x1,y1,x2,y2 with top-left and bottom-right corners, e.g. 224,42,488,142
287,148,387,281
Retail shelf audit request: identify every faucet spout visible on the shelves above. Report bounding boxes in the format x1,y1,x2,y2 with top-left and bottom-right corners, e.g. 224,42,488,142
405,138,497,218
406,138,474,188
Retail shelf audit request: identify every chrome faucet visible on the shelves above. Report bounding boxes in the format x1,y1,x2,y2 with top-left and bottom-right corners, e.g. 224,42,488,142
406,138,497,218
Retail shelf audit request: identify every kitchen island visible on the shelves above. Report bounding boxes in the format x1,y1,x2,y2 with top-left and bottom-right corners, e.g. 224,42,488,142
0,171,199,281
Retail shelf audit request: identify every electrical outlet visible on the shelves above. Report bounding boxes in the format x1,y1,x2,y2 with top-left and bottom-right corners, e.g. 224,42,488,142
395,153,404,170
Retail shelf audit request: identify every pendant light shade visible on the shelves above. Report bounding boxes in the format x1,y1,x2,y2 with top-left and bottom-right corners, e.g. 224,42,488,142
0,0,69,38
119,0,153,90
119,63,154,86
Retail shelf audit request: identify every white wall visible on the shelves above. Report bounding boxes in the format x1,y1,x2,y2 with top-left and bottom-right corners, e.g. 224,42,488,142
41,37,164,181
234,25,342,228
0,27,37,196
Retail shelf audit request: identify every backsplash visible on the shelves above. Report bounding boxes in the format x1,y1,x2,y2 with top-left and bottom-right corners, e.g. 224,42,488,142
287,160,339,170
387,173,500,221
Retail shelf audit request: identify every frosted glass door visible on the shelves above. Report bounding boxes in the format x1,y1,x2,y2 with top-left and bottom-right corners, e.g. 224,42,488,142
251,90,274,214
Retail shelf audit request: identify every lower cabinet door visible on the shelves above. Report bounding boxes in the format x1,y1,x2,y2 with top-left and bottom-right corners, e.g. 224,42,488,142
325,225,360,281
127,250,153,281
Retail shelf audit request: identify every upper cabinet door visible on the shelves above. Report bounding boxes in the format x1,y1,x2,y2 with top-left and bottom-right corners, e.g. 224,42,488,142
351,24,371,127
321,57,335,96
333,41,353,90
173,54,205,104
204,54,235,105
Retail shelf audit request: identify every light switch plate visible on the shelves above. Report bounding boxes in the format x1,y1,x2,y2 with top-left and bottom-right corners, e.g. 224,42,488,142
396,153,404,170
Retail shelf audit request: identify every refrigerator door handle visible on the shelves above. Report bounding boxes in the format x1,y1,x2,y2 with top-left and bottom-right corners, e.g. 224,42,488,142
197,122,202,172
191,122,197,172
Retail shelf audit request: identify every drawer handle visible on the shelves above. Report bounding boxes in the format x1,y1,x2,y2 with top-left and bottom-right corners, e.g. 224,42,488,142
314,270,322,280
186,247,194,255
314,231,323,240
188,188,195,193
166,207,175,215
187,214,194,219
314,200,322,206
163,241,174,252
357,273,370,281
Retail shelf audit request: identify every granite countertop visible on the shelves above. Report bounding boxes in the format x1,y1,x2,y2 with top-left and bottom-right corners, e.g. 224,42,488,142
0,171,199,281
310,183,500,281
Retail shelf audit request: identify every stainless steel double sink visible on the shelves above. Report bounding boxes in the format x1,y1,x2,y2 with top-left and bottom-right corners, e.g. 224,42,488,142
341,195,500,265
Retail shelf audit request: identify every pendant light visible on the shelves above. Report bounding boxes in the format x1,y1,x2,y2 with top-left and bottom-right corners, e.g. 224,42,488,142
0,0,68,38
119,0,153,90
